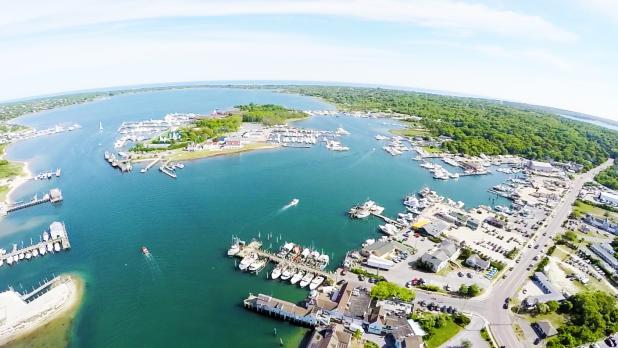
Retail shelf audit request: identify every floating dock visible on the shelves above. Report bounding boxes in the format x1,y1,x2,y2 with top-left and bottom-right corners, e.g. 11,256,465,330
0,221,71,267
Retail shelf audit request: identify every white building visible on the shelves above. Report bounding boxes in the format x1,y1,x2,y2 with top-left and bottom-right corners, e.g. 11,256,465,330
419,240,460,272
49,222,65,239
599,191,618,206
527,160,555,173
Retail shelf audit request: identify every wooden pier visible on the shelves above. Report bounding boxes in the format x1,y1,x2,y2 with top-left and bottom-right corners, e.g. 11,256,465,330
371,212,406,228
3,188,63,215
235,242,334,281
0,222,71,267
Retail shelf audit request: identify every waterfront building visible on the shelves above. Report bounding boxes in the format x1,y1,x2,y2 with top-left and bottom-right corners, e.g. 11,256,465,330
419,240,460,272
527,160,555,173
420,219,449,238
243,294,321,327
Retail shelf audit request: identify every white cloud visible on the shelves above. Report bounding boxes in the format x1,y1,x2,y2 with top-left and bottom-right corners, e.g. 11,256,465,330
0,0,576,42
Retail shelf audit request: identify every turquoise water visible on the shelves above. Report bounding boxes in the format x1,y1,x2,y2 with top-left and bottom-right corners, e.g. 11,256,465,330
0,88,509,347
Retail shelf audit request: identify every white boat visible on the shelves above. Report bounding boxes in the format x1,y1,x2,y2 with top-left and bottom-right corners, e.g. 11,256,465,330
0,259,3,267
355,209,371,218
281,268,294,281
176,163,184,169
248,258,267,272
318,254,330,270
39,246,46,255
25,252,32,260
299,273,315,288
6,257,12,265
47,244,53,252
227,239,245,256
32,249,39,257
290,270,304,285
140,168,147,173
54,243,61,252
379,223,399,236
335,127,350,135
375,135,388,141
271,265,283,280
289,198,299,206
309,276,325,290
99,121,103,131
18,253,24,260
362,239,376,248
238,254,257,271
43,232,49,242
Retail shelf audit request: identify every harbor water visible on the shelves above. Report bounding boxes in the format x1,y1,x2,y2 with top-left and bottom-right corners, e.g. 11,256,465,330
0,88,510,347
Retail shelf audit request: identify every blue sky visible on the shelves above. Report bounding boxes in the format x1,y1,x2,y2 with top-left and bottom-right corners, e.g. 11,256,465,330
1,0,617,119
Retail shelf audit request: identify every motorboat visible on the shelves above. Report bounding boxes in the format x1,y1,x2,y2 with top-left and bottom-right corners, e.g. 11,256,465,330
227,239,245,256
43,232,49,242
271,265,283,280
289,198,299,206
141,246,150,255
290,270,304,285
299,273,315,288
25,252,32,260
281,267,294,281
309,276,325,290
47,244,53,252
18,253,24,260
54,243,61,252
39,246,46,255
32,249,39,257
238,254,257,271
248,258,267,272
379,223,399,236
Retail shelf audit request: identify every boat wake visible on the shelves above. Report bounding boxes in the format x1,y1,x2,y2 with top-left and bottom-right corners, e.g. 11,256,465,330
144,254,163,280
346,148,374,169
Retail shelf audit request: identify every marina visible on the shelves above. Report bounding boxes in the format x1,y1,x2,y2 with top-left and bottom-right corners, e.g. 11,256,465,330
0,222,71,267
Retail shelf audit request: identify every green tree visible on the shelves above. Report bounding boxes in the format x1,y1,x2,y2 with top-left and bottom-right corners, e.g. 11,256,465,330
547,300,560,312
353,329,363,341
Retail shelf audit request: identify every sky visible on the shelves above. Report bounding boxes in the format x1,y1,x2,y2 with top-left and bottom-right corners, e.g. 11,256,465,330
1,0,617,119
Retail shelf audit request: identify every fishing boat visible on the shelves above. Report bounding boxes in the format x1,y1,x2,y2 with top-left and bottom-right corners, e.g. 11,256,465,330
299,273,315,288
309,276,325,290
281,267,294,281
141,246,150,255
271,264,283,280
290,270,304,285
289,198,299,206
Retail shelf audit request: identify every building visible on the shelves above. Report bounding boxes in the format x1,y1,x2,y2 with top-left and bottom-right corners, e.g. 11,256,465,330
419,240,460,272
366,254,395,270
527,160,555,173
361,241,398,258
49,188,63,203
420,220,449,238
590,243,618,270
305,324,352,348
466,218,480,230
534,320,558,338
599,191,618,206
243,294,320,327
523,272,565,307
223,139,242,149
583,214,618,234
48,221,65,240
484,216,505,229
465,254,490,271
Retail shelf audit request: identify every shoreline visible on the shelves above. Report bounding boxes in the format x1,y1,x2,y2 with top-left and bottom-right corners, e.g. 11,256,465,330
0,274,85,347
131,142,282,164
0,144,32,206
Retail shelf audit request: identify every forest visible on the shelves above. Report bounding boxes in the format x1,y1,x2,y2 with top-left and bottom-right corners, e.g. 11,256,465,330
595,164,618,190
284,86,618,170
236,103,306,126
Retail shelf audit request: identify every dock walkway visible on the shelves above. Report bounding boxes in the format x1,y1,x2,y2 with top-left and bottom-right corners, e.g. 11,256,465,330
0,222,71,266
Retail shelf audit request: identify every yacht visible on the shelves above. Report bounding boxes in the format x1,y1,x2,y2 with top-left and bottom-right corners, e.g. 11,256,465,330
238,254,257,271
281,267,294,281
375,135,388,141
47,244,53,252
18,253,24,260
335,127,350,135
449,172,460,179
54,243,61,252
0,259,3,267
299,273,315,288
6,257,13,266
290,270,304,285
309,276,325,290
32,249,39,257
289,198,299,206
271,265,283,280
248,258,267,272
318,254,330,270
176,163,185,169
25,252,32,260
39,246,46,255
379,223,399,236
362,239,376,248
227,239,245,256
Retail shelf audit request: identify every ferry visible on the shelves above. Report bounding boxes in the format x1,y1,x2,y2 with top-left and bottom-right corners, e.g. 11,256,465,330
309,276,325,290
141,246,150,255
289,198,300,206
299,273,315,288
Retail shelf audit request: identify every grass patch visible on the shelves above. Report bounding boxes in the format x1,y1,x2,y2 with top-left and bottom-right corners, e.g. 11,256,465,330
0,185,8,202
573,199,618,223
390,127,430,137
425,320,462,348
523,311,566,328
422,146,442,154
0,160,23,179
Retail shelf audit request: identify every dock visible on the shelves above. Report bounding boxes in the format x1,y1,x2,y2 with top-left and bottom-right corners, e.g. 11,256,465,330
371,212,406,228
141,157,160,173
0,221,71,267
3,188,63,216
104,151,132,172
235,241,334,281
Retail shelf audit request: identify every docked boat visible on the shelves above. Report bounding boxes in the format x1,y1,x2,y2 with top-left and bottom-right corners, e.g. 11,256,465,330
375,134,389,141
379,223,399,236
238,254,257,271
248,258,267,272
309,276,325,290
299,273,315,288
47,244,53,252
289,198,299,206
141,246,150,255
43,232,49,242
290,270,305,285
25,252,32,260
318,254,330,270
54,243,61,252
32,249,39,257
18,253,24,260
271,264,283,280
227,239,245,256
39,246,46,255
281,267,294,281
6,257,13,265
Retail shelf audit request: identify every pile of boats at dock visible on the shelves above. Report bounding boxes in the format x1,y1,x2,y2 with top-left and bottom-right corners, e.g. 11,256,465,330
114,113,195,149
268,125,351,151
381,137,410,156
227,239,329,290
0,222,70,267
348,200,385,218
158,162,184,179
418,161,459,180
104,151,132,172
33,168,61,180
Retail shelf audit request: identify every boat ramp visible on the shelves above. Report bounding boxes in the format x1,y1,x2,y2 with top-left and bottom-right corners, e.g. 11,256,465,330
0,222,71,268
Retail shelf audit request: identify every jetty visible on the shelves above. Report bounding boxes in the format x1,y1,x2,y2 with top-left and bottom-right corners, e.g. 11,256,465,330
141,157,160,173
0,222,71,267
2,188,63,216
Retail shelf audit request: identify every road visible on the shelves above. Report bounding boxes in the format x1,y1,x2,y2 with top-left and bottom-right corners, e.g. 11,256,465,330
390,160,614,348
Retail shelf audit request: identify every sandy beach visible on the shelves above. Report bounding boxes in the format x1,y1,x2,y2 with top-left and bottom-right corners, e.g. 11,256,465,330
0,274,84,346
5,160,32,203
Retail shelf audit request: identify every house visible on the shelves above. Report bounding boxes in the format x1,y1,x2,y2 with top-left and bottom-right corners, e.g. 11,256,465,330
523,272,565,307
243,294,319,327
306,324,352,348
223,139,242,149
420,220,449,238
534,320,558,338
366,306,386,334
419,240,460,272
590,243,618,270
361,241,398,258
384,317,426,348
465,254,490,271
484,216,505,229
